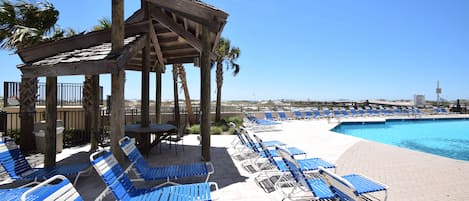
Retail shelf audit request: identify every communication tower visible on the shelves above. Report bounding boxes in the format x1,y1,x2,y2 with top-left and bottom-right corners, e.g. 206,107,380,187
436,80,442,106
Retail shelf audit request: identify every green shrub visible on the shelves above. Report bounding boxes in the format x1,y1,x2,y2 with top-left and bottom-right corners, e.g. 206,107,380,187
228,127,235,135
224,116,243,127
7,129,21,144
210,126,223,135
188,125,200,134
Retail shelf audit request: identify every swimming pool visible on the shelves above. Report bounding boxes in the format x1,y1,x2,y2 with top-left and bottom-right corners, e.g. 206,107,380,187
332,119,469,161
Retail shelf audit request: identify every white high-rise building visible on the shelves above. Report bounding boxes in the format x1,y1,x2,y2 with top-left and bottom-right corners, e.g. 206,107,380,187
414,94,425,108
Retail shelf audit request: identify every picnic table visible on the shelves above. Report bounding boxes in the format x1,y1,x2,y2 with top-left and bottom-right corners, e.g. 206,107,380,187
125,123,177,156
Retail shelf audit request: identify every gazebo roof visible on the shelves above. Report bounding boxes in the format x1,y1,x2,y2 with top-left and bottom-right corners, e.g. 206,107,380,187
17,0,228,78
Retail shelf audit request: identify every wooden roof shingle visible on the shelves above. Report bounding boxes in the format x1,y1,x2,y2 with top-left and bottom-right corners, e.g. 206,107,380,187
16,0,228,78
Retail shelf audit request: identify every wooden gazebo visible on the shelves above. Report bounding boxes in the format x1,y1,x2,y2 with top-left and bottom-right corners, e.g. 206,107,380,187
16,0,228,166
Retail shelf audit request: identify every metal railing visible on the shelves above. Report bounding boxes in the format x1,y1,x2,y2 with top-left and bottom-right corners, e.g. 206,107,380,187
3,81,103,107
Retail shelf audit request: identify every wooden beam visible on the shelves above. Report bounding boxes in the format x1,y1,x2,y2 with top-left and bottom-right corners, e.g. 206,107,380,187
195,23,200,39
164,51,200,59
158,36,180,43
166,57,195,64
116,34,148,70
160,43,192,51
200,25,211,161
151,9,202,52
126,9,144,23
212,21,226,53
183,18,188,31
17,22,149,64
146,0,227,32
149,23,166,65
19,60,118,78
164,47,198,55
45,76,57,168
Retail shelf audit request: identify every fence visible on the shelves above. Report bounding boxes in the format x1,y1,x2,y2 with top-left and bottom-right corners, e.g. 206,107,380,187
3,81,103,107
2,110,88,147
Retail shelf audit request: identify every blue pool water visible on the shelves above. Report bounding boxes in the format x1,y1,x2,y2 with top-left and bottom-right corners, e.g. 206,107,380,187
332,119,469,161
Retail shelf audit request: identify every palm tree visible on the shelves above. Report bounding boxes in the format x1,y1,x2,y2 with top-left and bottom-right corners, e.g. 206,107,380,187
0,0,59,50
214,37,240,121
176,64,197,125
92,17,111,31
1,0,61,153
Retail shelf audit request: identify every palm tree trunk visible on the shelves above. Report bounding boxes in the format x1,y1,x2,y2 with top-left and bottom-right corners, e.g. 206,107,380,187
215,60,223,122
177,64,196,125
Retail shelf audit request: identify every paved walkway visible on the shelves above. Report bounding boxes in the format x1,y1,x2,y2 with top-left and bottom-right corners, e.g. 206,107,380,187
1,115,469,200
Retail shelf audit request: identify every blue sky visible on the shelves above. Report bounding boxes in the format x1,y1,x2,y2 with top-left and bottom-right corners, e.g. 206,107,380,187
1,0,468,101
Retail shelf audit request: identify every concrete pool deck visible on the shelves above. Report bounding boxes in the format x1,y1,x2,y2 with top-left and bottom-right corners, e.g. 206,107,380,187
1,114,469,200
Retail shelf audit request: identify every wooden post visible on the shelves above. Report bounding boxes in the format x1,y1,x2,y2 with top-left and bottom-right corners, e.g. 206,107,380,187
200,26,211,161
141,0,150,128
83,76,91,149
84,75,100,151
172,65,180,127
91,75,100,151
155,66,162,124
111,0,125,163
19,77,37,152
45,76,57,168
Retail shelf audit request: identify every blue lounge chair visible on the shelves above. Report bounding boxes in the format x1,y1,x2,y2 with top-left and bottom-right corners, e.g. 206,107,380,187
243,113,281,131
21,175,83,201
441,108,449,114
0,139,90,185
264,111,275,121
341,108,350,117
253,140,335,174
119,137,214,184
319,167,388,201
410,107,422,116
323,108,332,118
312,108,322,118
357,108,366,116
240,132,305,171
385,107,394,115
250,135,328,172
401,107,410,115
332,108,342,118
254,140,335,191
276,147,388,201
365,107,375,116
277,111,288,121
293,111,304,119
349,107,358,117
229,123,286,160
379,107,388,116
371,107,381,116
304,110,313,119
0,175,83,201
90,150,218,201
393,107,401,115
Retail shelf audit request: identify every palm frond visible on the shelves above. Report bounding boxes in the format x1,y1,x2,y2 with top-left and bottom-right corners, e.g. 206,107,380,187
93,17,111,31
0,0,59,50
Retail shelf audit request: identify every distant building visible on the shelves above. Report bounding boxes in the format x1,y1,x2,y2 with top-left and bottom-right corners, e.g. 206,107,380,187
414,94,425,108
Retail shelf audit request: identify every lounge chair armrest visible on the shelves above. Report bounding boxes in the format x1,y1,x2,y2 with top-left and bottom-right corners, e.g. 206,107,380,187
203,161,215,183
20,175,68,201
206,161,215,175
18,181,40,188
209,182,220,200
